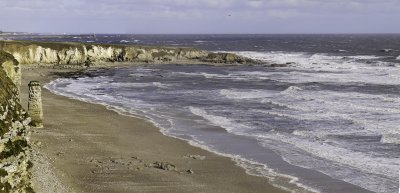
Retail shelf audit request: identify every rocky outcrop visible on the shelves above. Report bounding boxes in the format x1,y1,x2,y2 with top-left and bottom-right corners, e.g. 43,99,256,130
0,41,261,67
0,51,33,193
0,51,21,94
201,53,255,65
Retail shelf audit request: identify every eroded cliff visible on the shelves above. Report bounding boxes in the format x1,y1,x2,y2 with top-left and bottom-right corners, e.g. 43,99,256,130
0,51,33,193
0,41,259,67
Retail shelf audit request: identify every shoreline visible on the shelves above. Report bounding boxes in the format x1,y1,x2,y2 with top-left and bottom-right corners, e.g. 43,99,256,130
44,72,316,193
20,66,290,193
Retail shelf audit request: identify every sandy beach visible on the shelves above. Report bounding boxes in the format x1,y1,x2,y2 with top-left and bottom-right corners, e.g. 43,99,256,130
19,66,288,193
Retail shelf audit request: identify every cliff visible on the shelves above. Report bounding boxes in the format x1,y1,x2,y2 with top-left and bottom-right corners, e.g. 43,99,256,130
0,40,260,193
0,41,259,67
0,51,33,193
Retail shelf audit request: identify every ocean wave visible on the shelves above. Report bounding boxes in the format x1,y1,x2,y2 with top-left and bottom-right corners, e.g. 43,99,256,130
260,133,399,191
233,51,389,72
152,82,170,88
234,62,400,86
174,71,251,80
189,103,399,193
259,136,398,193
185,138,319,193
193,40,211,43
223,85,400,139
45,65,400,193
219,89,275,99
280,86,303,95
189,106,249,133
189,102,399,180
46,79,318,193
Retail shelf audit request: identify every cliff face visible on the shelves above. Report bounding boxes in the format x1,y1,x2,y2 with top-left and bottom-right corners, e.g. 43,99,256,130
0,51,21,94
0,41,258,67
0,51,33,193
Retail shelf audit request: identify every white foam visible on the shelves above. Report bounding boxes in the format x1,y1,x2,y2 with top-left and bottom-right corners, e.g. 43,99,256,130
230,51,400,85
396,55,400,60
193,40,210,43
152,82,170,88
220,86,400,137
259,136,397,193
233,51,393,73
189,107,250,133
174,71,251,80
266,133,399,177
220,89,275,99
280,86,303,95
380,134,400,144
209,86,400,193
187,101,400,193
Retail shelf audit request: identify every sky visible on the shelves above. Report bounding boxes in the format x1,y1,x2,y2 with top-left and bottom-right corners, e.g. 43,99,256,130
0,0,400,34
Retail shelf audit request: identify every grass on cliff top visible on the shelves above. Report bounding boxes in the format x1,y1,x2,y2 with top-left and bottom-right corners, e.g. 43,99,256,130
0,50,18,66
0,40,202,52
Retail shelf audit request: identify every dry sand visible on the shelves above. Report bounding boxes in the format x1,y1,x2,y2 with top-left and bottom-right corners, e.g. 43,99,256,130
20,67,288,193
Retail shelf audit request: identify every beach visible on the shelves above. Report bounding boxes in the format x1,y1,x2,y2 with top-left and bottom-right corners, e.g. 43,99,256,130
20,66,288,193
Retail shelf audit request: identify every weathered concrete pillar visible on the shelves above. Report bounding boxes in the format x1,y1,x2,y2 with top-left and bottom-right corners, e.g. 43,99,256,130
28,81,43,128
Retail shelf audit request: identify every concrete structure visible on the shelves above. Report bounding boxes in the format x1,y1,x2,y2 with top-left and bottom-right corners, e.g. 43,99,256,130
28,81,43,128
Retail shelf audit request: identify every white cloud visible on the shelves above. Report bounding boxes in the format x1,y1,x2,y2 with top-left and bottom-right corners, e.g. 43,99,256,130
0,0,399,33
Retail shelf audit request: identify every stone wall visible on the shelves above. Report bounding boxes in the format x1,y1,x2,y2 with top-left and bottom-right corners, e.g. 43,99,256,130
0,51,33,193
0,41,259,67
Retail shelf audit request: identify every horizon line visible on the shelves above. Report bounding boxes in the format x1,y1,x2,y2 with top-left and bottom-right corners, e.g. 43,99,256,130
2,32,400,36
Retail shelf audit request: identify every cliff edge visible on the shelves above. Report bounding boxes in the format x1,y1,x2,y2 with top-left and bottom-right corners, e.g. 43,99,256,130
0,51,33,193
0,40,260,67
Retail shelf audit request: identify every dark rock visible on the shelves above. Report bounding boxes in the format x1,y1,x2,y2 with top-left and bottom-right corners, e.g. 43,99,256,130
269,63,288,67
201,52,262,65
151,162,177,171
379,49,394,52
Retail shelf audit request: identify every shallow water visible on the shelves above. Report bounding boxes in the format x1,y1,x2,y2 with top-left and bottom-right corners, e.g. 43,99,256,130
39,34,400,193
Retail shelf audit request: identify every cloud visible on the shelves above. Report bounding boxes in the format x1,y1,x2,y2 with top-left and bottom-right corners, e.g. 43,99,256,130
0,0,399,33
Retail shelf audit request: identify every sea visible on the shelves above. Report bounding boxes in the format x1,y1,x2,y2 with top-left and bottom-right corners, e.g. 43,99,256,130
7,34,400,193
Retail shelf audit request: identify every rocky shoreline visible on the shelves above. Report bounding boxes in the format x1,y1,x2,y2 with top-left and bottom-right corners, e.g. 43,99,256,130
0,40,262,67
0,40,269,193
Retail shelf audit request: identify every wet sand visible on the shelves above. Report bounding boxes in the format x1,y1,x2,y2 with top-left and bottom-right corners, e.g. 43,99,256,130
20,67,288,193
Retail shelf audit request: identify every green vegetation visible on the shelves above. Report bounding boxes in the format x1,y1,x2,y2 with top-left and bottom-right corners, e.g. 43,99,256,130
0,50,18,66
